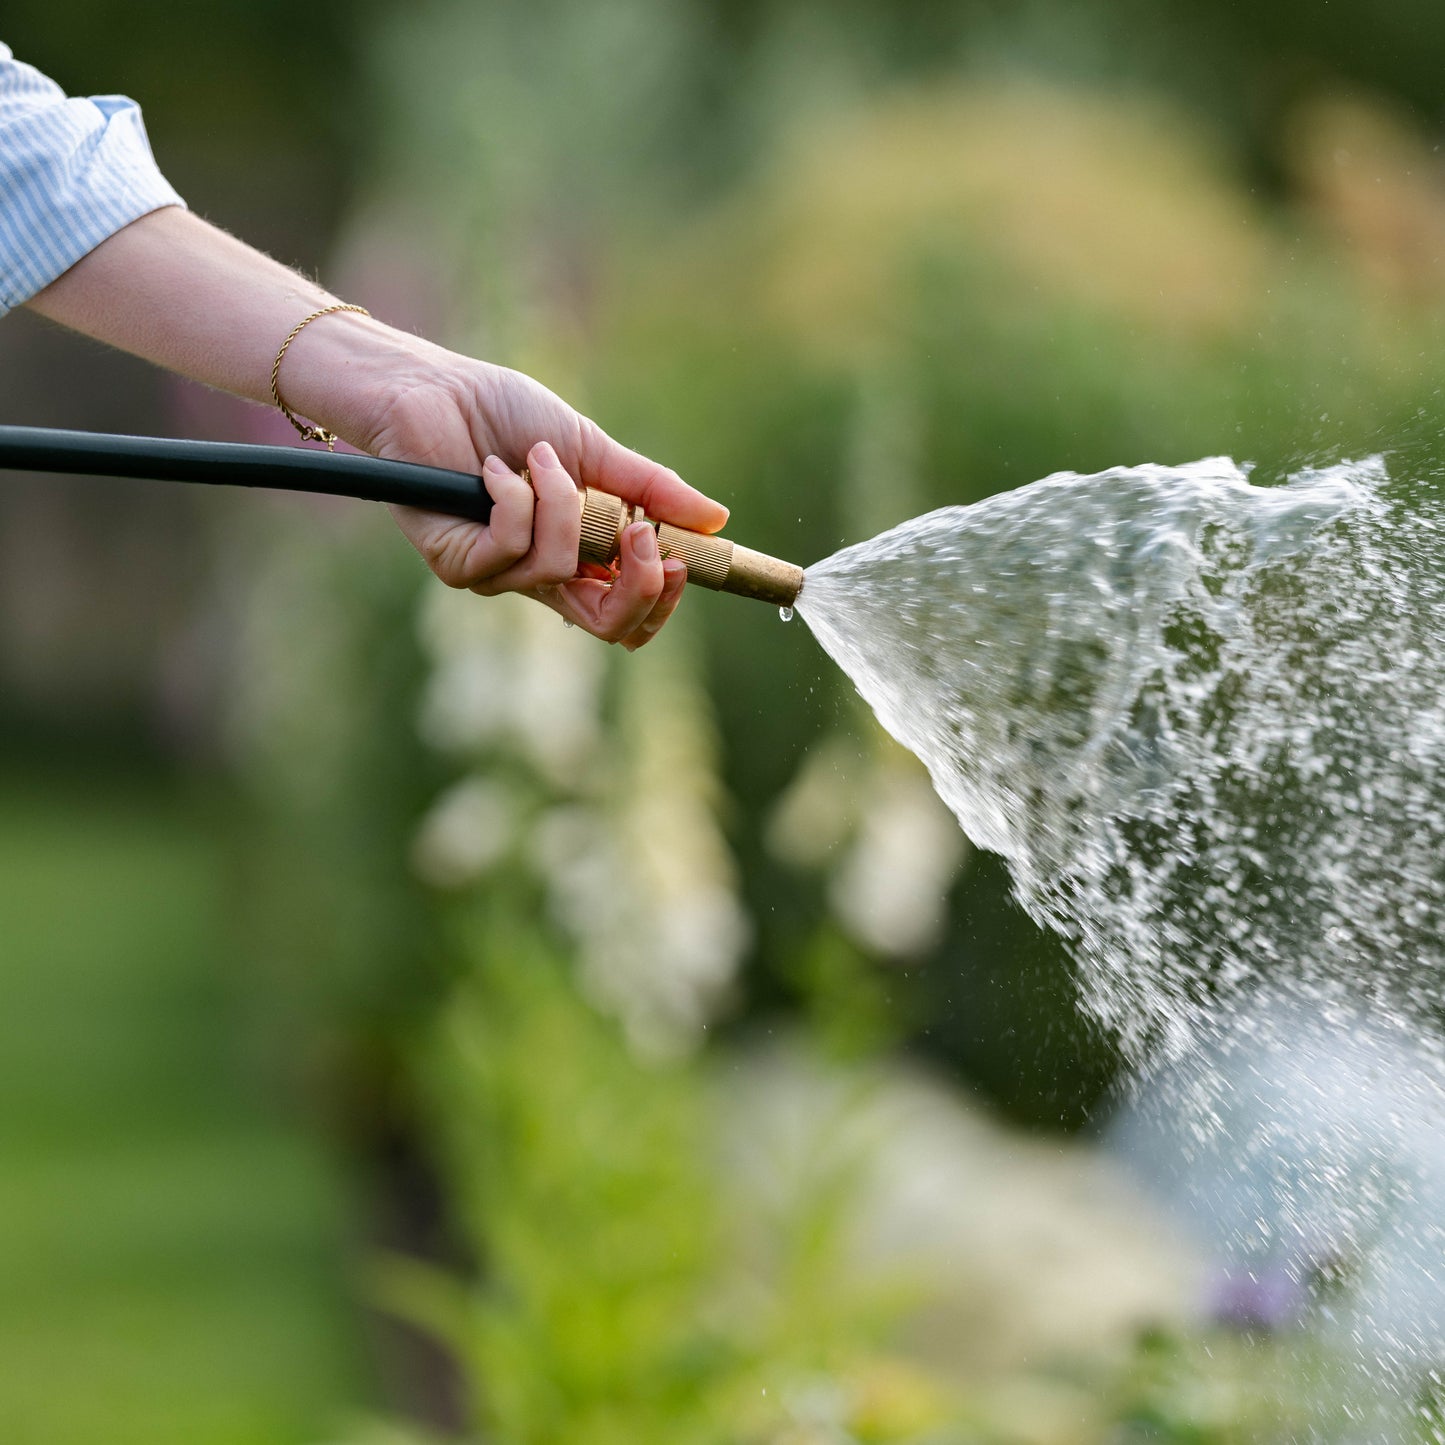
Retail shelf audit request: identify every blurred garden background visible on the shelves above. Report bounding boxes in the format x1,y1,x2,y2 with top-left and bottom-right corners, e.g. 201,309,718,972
5,1,1445,1441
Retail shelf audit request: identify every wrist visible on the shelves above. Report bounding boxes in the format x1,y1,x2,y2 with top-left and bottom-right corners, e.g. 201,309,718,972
270,313,413,447
270,308,449,450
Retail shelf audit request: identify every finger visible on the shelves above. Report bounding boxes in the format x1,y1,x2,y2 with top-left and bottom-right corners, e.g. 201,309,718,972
481,455,537,561
620,558,688,651
469,446,583,596
550,557,686,650
388,456,534,588
555,521,665,642
460,456,543,593
524,440,583,583
466,452,581,596
577,418,730,534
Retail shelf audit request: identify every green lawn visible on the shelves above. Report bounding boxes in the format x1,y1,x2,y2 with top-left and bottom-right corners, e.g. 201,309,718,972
0,770,361,1444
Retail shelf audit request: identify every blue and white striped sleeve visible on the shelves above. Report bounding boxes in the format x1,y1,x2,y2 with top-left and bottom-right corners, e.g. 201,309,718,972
0,42,186,316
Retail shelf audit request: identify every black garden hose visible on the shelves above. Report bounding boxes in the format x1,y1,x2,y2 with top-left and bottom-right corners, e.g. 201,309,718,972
0,424,495,520
0,424,806,605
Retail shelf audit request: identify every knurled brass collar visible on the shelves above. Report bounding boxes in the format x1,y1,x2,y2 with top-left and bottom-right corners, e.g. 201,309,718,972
656,522,733,589
577,487,644,567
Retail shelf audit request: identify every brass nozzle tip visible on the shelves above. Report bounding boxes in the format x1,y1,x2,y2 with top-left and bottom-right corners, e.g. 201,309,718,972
577,487,803,607
714,542,805,606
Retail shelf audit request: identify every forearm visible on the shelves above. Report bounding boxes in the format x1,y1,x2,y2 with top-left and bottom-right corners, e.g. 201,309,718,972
23,205,433,444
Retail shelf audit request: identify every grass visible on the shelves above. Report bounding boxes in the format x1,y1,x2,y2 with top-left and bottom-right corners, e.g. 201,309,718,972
0,766,361,1444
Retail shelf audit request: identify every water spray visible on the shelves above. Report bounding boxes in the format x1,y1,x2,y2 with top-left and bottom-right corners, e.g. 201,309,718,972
0,426,805,608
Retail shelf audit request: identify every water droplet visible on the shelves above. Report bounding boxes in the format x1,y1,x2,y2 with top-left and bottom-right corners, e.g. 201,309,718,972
563,619,575,628
779,606,794,622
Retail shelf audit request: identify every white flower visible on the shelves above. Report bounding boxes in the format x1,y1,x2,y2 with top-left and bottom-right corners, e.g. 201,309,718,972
411,777,517,888
765,736,860,867
416,587,606,785
416,585,750,1058
770,737,970,959
829,762,968,958
529,635,751,1058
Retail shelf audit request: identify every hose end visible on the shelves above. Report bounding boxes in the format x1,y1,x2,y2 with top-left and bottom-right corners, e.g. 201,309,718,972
578,487,804,607
714,542,804,606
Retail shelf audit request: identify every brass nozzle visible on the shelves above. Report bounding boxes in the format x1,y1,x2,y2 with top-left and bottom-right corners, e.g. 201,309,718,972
577,486,804,607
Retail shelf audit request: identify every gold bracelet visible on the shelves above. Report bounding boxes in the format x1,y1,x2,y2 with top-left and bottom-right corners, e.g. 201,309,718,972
270,303,371,449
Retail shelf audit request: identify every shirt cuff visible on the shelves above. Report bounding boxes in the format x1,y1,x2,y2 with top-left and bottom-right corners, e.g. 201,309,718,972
0,86,187,315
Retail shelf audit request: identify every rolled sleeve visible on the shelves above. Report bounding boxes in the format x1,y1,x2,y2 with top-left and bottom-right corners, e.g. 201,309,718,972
0,42,186,315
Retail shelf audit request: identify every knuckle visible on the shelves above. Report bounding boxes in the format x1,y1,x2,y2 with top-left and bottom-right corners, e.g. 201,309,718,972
541,553,580,586
418,526,475,589
495,532,531,566
505,558,566,593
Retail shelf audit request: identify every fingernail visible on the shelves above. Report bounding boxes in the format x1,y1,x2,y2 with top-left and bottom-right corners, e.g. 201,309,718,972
482,454,507,475
630,524,659,563
530,441,558,469
662,559,687,586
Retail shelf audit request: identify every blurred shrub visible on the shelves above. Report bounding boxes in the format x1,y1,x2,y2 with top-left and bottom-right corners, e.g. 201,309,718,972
369,931,938,1445
217,6,1445,1439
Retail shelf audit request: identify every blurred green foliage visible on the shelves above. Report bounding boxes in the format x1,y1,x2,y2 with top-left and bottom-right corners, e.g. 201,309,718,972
0,772,357,1444
11,1,1445,1441
375,926,919,1444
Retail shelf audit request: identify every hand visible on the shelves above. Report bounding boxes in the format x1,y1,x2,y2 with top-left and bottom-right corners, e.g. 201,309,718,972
24,209,728,650
359,353,729,650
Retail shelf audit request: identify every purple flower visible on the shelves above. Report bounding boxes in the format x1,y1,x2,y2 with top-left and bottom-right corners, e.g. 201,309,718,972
1206,1265,1308,1332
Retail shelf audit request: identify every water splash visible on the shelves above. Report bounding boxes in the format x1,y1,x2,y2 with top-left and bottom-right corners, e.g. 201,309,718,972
798,453,1445,1434
797,454,1445,1056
